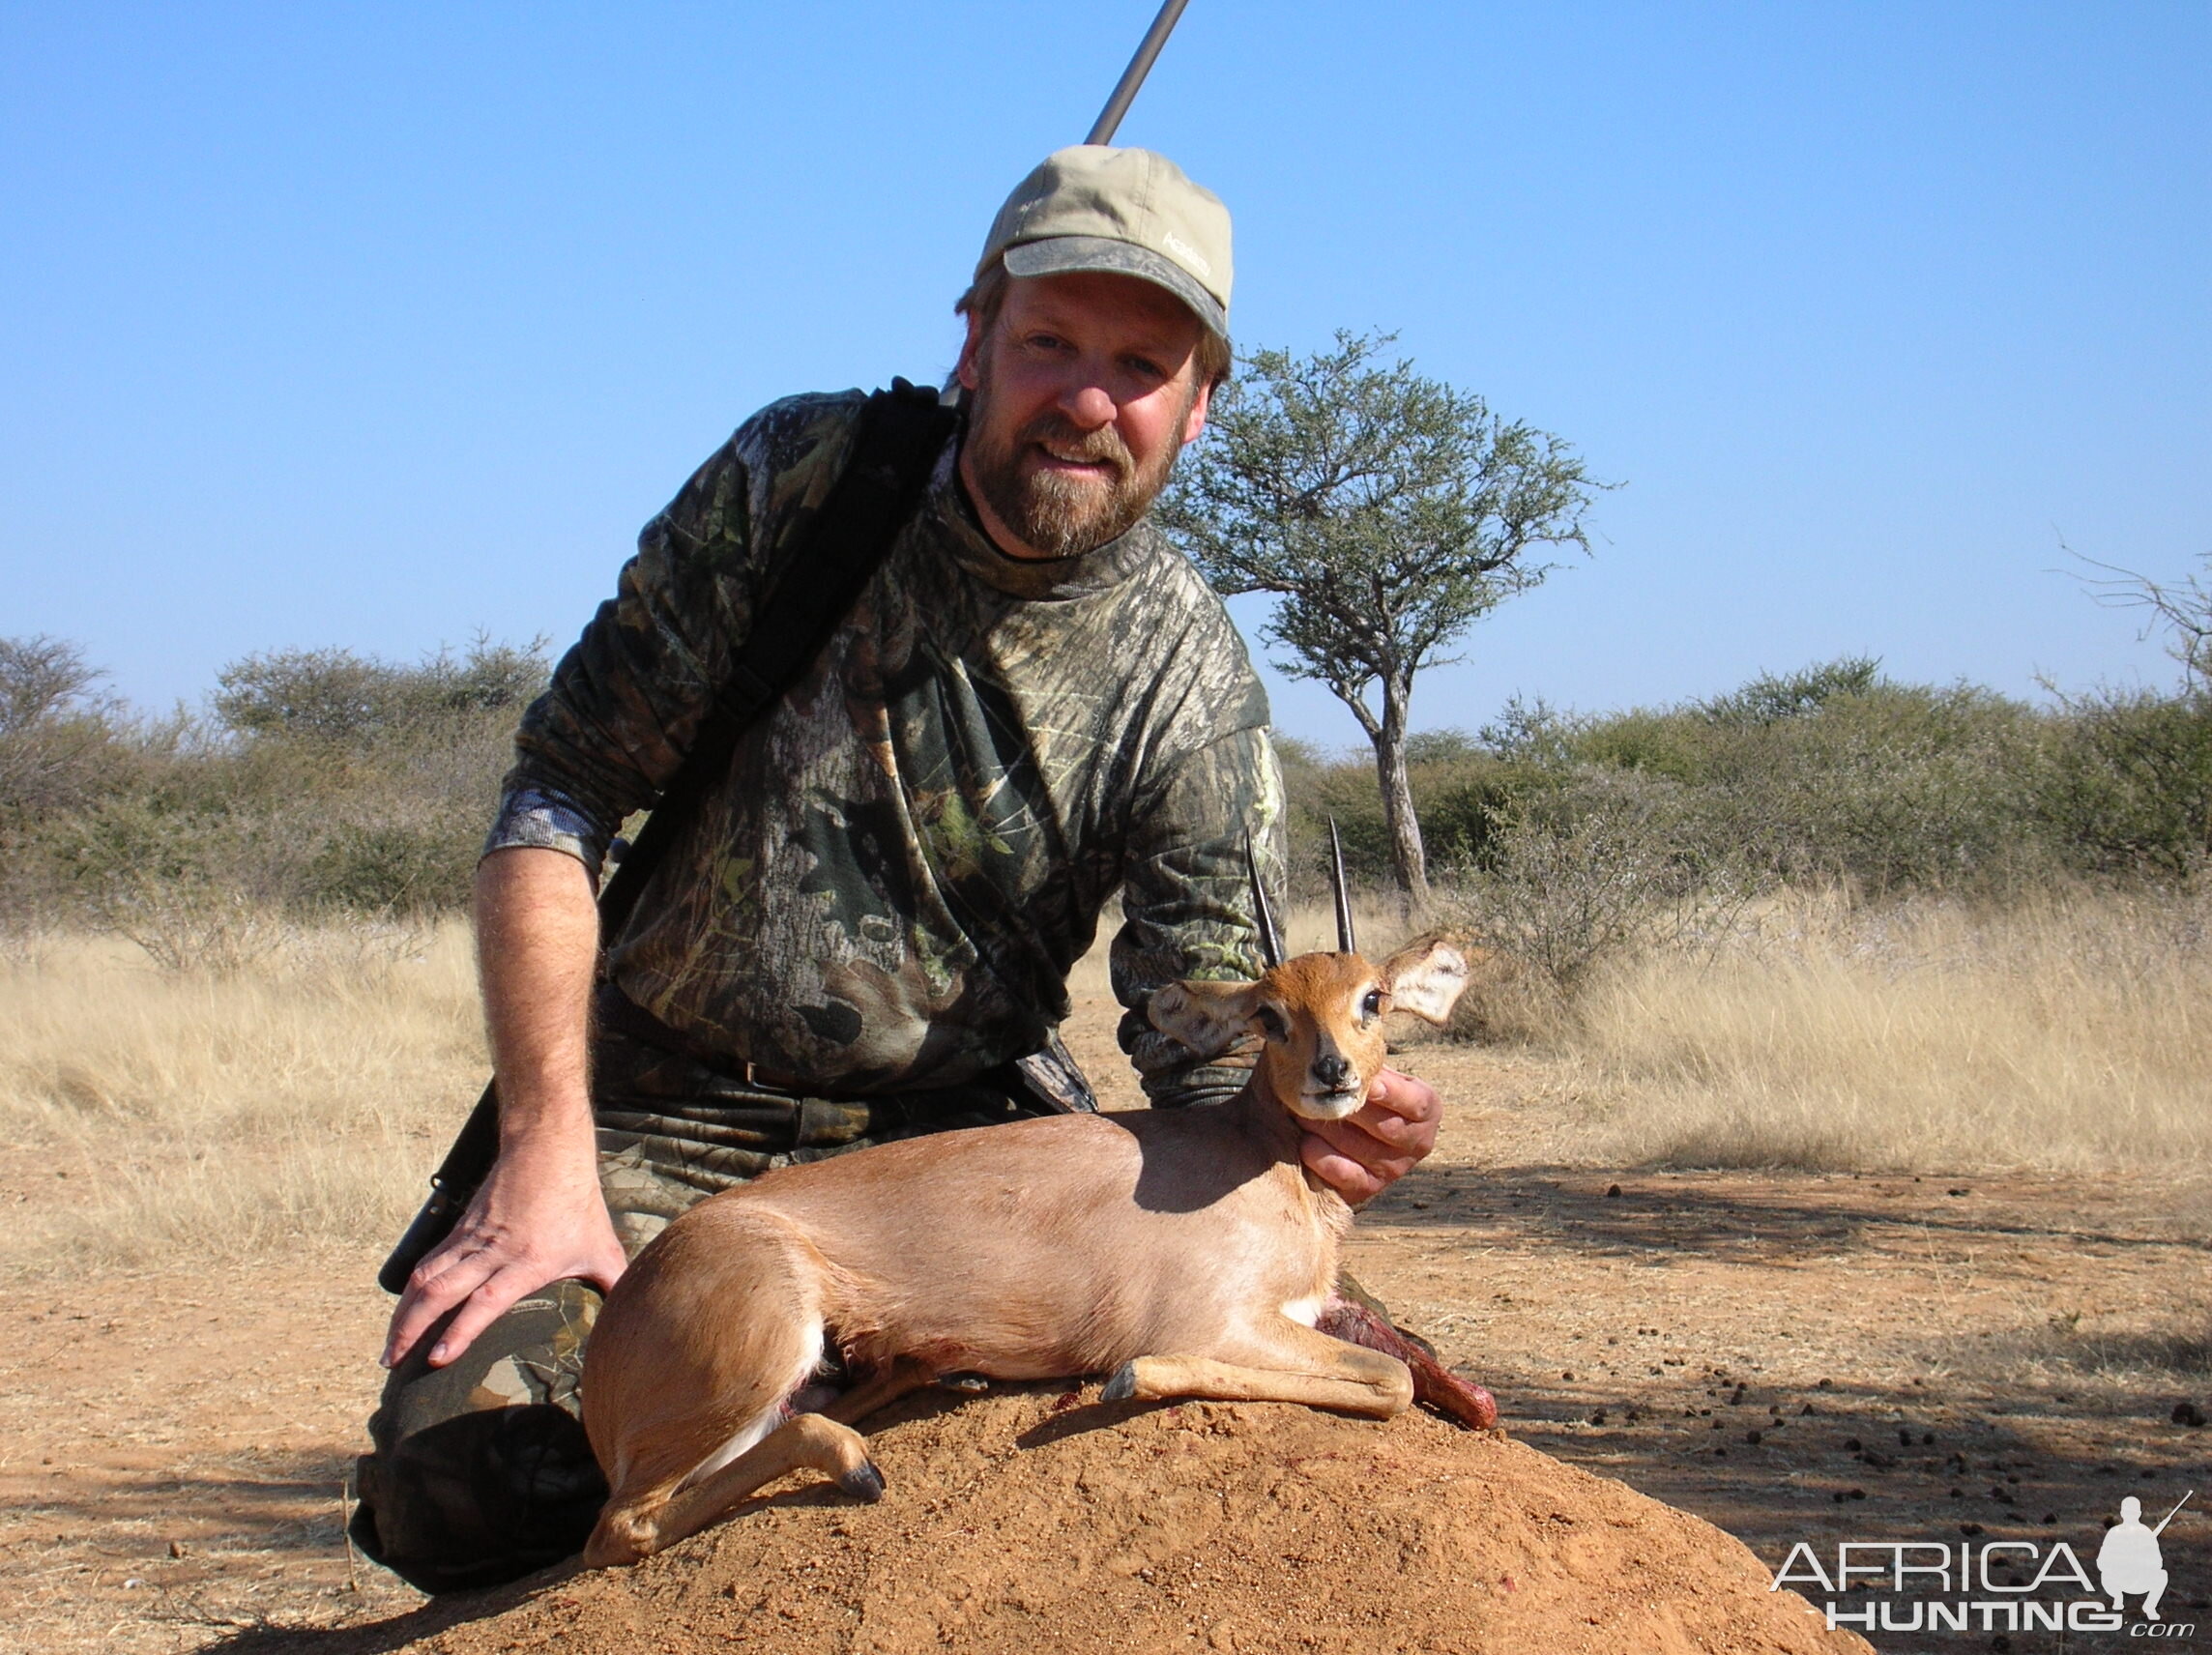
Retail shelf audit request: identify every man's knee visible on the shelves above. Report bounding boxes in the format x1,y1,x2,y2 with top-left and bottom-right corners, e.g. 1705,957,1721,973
350,1280,607,1594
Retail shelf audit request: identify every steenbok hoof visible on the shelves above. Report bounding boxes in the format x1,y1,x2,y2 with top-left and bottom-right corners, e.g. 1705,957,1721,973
1102,1362,1141,1402
582,1517,653,1570
936,1371,990,1394
837,1460,887,1502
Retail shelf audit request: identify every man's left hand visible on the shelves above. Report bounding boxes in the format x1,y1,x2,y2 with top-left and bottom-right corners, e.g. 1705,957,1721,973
1299,1067,1440,1205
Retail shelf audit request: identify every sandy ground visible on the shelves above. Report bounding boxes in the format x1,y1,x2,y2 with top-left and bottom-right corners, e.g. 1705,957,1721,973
2,993,2207,1653
220,1390,1869,1655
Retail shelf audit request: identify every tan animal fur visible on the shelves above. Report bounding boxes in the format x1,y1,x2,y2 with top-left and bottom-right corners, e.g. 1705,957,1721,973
578,938,1473,1568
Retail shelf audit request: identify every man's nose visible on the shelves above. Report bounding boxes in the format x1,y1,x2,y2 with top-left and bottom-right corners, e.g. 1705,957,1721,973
1058,382,1117,429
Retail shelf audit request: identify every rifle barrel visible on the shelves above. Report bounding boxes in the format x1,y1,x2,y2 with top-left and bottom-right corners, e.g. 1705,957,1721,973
2154,1490,2194,1535
1087,0,1193,145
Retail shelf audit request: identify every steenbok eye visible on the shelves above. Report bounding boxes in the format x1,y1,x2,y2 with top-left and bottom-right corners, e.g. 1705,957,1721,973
1359,990,1383,1021
1256,1004,1291,1042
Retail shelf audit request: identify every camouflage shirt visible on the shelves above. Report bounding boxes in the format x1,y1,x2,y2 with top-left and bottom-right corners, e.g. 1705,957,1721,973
489,390,1283,1109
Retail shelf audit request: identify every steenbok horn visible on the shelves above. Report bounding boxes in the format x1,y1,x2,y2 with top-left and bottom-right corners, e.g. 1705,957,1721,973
1327,818,1355,954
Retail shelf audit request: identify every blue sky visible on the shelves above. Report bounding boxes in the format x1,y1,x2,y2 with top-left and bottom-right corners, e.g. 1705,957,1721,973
4,1,2206,750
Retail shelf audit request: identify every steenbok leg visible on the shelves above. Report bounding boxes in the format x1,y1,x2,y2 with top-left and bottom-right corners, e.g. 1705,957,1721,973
1103,1321,1414,1418
588,1412,883,1566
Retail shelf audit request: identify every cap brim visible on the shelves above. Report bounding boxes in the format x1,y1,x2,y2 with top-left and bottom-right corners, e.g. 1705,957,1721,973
1002,236,1229,340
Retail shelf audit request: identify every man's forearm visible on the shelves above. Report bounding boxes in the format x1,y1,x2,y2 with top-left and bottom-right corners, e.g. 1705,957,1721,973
383,846,623,1369
476,846,601,1157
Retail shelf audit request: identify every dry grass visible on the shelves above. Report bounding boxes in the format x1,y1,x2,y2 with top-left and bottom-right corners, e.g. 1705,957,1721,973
4,886,2204,1274
1563,886,2212,1173
0,920,483,1274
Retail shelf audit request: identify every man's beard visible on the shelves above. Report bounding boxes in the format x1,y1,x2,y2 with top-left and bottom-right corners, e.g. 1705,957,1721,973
964,382,1187,560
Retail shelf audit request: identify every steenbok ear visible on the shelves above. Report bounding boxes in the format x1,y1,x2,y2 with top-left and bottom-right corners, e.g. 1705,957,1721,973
1382,941,1472,1026
1148,979,1266,1059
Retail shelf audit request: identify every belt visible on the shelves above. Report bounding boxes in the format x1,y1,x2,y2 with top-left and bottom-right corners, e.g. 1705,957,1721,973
591,981,1059,1138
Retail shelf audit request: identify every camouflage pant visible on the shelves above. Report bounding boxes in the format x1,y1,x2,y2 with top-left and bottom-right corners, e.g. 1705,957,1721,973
349,1021,1053,1595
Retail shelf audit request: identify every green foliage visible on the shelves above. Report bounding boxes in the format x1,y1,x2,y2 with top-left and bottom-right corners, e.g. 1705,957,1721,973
50,795,305,971
0,635,125,825
309,821,487,916
1400,728,1481,765
0,633,550,960
2037,685,2212,877
1275,737,1533,898
1696,656,1883,726
1440,769,1731,994
1581,674,2052,892
2051,549,2212,874
213,635,548,742
1160,331,1598,697
0,637,134,929
1285,655,2212,997
1476,694,1582,766
11,618,2212,988
0,634,106,735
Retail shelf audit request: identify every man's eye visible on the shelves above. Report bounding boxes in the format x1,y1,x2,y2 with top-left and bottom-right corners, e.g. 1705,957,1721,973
1122,354,1167,381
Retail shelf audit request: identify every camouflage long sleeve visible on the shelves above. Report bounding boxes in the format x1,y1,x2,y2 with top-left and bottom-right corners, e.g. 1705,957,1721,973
1113,725,1284,1107
492,391,1281,1107
493,398,862,874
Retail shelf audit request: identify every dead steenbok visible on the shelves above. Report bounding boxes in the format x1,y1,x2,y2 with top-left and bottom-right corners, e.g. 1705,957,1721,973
580,838,1491,1568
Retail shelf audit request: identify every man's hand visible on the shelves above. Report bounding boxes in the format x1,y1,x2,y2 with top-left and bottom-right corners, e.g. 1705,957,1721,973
381,1135,626,1372
383,844,615,1373
1299,1067,1441,1205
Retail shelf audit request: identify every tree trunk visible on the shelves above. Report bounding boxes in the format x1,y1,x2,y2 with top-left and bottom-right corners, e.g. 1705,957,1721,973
1370,676,1429,906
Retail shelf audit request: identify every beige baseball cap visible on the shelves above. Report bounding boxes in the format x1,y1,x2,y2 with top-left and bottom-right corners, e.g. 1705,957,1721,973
976,145,1233,339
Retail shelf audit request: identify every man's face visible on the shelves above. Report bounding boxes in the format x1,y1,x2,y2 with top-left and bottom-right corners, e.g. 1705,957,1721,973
956,270,1213,561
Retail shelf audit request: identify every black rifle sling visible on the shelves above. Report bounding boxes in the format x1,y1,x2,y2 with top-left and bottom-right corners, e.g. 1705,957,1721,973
377,379,955,1293
595,377,955,943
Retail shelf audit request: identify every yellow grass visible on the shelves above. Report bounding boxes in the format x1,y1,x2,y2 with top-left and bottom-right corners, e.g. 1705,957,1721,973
4,886,2204,1273
0,922,483,1274
1567,887,2212,1173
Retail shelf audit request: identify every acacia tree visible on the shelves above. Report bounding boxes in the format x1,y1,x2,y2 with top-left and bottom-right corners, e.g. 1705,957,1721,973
1157,331,1604,901
0,635,116,823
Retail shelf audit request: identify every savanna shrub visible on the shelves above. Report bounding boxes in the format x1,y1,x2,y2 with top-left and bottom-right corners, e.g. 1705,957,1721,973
2035,686,2212,878
2,634,549,963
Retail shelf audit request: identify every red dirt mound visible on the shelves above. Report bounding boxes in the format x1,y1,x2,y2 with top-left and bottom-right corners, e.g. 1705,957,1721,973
268,1385,1868,1655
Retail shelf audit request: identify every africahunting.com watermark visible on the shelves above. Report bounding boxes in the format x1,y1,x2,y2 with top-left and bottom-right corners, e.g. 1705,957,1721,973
1769,1492,2195,1640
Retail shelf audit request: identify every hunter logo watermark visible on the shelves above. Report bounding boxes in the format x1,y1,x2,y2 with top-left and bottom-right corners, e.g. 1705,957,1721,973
1768,1491,2195,1639
2102,1494,2188,1622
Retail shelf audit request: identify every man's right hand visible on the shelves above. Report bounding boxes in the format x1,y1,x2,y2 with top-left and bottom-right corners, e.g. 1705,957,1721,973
381,1133,627,1370
383,845,617,1372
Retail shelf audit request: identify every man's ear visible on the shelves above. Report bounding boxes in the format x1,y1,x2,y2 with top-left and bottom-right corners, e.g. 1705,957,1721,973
1381,940,1471,1026
1148,978,1264,1059
955,309,987,393
1179,373,1212,447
